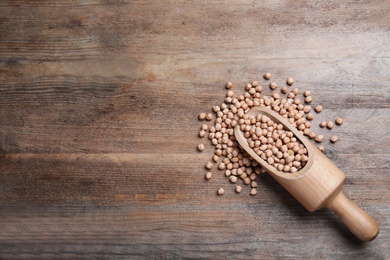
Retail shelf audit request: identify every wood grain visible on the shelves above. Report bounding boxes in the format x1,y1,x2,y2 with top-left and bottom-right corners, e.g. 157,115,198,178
1,0,389,259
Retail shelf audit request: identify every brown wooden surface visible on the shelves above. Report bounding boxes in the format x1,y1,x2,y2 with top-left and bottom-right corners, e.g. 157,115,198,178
0,0,389,259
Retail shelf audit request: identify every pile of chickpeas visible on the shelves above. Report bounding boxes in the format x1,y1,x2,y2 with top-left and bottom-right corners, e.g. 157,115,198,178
197,73,343,196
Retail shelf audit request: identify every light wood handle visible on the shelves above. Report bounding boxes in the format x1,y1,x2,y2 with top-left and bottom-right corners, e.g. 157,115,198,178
327,191,379,241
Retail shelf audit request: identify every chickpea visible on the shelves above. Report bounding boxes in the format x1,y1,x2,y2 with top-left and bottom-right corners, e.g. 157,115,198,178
217,188,225,195
335,117,343,125
206,113,213,121
303,106,311,113
304,96,312,103
314,105,322,113
213,106,221,113
273,93,280,99
263,72,271,80
327,121,334,129
235,185,242,193
205,161,213,170
315,135,324,143
229,175,238,183
205,172,212,180
287,78,294,86
306,113,314,121
270,82,277,90
249,173,256,181
250,80,258,87
250,188,257,196
218,162,226,170
319,121,326,128
199,113,206,120
281,86,288,94
197,144,205,151
226,82,233,89
330,135,338,143
287,92,295,99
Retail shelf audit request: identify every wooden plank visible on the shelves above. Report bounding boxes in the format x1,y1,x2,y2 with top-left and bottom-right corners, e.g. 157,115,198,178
0,0,389,258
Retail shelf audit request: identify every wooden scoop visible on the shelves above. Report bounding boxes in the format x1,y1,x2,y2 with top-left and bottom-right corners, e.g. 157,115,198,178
234,107,379,241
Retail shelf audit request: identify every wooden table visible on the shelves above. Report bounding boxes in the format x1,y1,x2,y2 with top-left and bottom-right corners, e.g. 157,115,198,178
1,1,389,259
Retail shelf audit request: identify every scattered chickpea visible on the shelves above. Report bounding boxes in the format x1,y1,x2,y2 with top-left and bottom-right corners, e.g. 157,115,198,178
224,169,231,176
199,130,206,138
235,185,242,193
281,86,288,94
287,78,294,86
205,172,212,180
199,113,206,120
218,162,226,170
217,188,225,195
264,72,271,80
252,80,259,87
303,106,311,113
330,135,338,143
212,106,220,113
326,121,334,129
201,124,208,131
306,113,314,121
335,117,343,125
304,96,312,103
250,188,257,196
229,175,237,183
315,135,324,143
270,82,277,90
197,144,205,151
205,161,213,170
303,91,311,97
319,121,326,128
206,113,213,121
314,105,322,113
318,146,325,152
292,88,299,95
308,131,316,139
226,82,233,89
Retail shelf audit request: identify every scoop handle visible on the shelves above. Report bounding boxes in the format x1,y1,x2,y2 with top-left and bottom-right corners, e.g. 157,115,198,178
327,191,379,241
